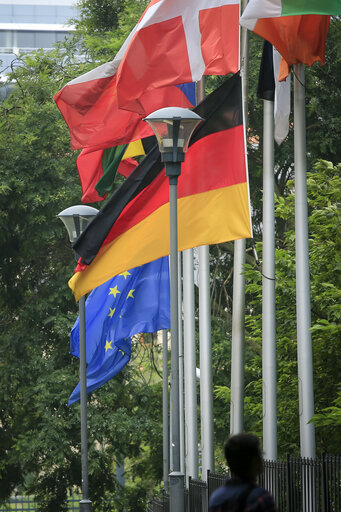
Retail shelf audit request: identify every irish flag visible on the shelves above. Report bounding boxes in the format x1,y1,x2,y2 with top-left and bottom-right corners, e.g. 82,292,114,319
240,0,340,19
240,0,339,80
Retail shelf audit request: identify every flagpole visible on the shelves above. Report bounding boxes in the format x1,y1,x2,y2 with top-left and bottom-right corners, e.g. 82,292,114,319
199,243,214,479
262,97,277,461
162,330,169,492
183,248,199,482
79,295,92,511
167,169,185,511
197,78,214,480
293,63,315,459
230,238,246,435
169,176,181,467
178,252,185,475
143,108,203,512
57,205,99,512
230,0,248,436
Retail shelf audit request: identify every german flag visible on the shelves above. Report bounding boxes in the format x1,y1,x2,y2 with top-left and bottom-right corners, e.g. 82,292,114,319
70,73,251,300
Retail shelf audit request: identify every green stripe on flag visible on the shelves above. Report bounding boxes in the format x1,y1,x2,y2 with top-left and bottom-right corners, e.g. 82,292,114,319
282,0,341,16
95,144,128,196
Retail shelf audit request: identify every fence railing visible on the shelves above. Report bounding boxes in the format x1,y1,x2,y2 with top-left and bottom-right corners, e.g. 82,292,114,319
0,495,115,511
1,455,339,511
0,495,82,511
147,454,341,512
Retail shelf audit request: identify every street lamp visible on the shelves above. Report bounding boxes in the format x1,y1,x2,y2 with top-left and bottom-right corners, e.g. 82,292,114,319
144,107,203,512
58,204,98,512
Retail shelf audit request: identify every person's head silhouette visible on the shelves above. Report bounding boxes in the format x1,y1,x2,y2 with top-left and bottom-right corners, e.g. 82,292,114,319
224,433,263,482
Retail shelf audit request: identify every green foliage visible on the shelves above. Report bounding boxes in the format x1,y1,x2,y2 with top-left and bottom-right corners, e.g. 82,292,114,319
241,160,341,456
74,0,125,33
0,0,340,507
313,388,341,427
209,19,341,461
0,2,165,508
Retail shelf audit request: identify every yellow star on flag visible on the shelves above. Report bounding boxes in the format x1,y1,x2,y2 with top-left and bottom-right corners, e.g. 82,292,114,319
108,307,116,318
105,340,113,352
109,285,120,298
119,270,131,279
127,289,135,299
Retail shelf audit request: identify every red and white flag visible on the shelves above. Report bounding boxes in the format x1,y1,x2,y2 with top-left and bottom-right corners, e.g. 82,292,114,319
116,0,240,112
53,22,194,150
54,0,239,150
54,64,191,150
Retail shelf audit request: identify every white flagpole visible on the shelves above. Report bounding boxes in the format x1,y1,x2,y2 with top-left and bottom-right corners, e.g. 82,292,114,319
293,63,315,458
230,238,246,435
262,96,277,461
197,78,214,481
178,252,185,474
230,0,248,436
183,248,199,482
162,330,169,491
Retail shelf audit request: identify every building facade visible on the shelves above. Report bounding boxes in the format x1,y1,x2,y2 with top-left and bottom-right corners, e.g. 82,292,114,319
0,0,78,77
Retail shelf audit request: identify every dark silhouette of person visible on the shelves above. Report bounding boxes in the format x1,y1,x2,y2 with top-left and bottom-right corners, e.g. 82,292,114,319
209,433,277,511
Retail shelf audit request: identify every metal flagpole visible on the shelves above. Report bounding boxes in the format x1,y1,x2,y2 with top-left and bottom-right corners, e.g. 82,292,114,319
230,0,248,436
230,239,246,435
144,104,202,512
57,205,98,512
199,243,214,479
162,330,169,491
293,63,316,458
183,248,199,482
168,173,185,511
178,252,185,474
197,78,214,480
262,97,277,462
79,295,92,511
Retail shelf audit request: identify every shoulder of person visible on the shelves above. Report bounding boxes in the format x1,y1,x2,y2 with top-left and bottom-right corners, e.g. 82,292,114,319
247,486,268,499
209,480,232,507
246,487,277,511
209,480,254,508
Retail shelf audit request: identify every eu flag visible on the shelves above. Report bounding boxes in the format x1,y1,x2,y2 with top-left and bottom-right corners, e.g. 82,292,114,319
68,256,170,405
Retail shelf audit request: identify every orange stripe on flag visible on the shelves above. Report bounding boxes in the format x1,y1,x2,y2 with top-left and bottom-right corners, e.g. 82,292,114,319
69,182,251,301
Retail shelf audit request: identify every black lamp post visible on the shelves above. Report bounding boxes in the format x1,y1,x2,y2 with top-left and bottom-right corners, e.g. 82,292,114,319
58,205,98,512
144,107,203,511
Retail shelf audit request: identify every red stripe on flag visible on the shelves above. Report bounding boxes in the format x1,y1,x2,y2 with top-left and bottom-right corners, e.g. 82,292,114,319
201,5,239,75
103,125,246,246
77,148,106,203
55,75,193,150
118,158,139,178
116,17,192,112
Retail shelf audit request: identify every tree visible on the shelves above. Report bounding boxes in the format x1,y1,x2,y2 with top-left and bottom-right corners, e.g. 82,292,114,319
0,1,340,507
0,1,165,508
209,19,341,462
0,45,81,506
242,160,341,456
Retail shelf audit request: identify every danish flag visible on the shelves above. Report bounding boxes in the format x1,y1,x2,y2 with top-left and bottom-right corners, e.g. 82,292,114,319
116,0,240,112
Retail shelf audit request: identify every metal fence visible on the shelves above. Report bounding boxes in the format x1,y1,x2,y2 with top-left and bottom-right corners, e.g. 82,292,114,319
0,495,81,511
0,495,115,511
1,455,339,511
147,491,169,512
147,454,341,512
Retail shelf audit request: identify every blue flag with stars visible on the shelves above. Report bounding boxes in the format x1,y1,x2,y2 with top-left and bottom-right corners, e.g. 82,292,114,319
68,256,170,405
